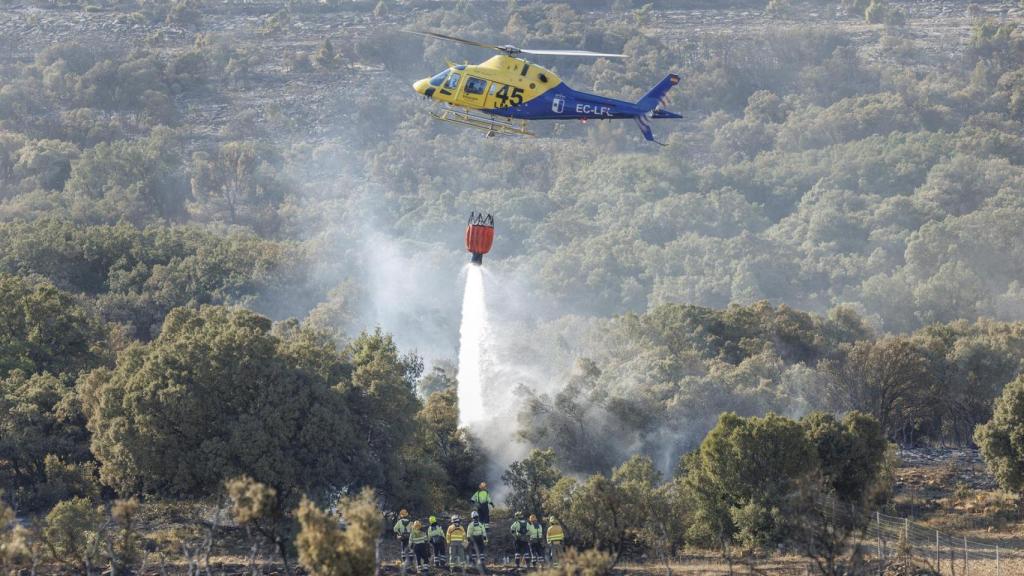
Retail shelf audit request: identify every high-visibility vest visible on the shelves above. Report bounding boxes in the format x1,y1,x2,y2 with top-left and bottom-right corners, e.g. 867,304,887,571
409,527,429,545
547,524,564,543
467,521,487,538
394,518,411,536
511,520,528,541
471,490,491,506
447,524,467,543
527,522,544,542
428,525,446,542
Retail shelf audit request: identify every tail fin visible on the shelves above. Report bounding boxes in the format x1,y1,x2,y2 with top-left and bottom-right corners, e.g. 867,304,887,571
636,73,681,112
634,116,657,144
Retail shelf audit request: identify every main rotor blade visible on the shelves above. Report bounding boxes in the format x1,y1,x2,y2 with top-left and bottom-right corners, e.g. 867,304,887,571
520,49,627,58
407,30,502,52
406,31,627,58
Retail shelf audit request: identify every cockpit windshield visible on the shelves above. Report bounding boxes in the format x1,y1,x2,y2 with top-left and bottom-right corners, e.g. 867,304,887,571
429,69,450,87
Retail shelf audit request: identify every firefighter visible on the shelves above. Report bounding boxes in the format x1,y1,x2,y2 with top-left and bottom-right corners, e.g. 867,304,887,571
510,511,530,568
466,510,488,567
546,517,564,567
446,514,468,572
527,513,545,568
409,520,431,574
394,509,413,568
470,482,493,526
428,515,448,567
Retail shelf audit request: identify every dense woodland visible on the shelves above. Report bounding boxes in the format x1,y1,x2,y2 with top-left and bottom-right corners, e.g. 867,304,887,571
3,0,1024,573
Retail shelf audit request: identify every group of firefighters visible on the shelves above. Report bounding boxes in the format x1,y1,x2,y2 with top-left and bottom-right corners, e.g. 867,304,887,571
392,482,565,573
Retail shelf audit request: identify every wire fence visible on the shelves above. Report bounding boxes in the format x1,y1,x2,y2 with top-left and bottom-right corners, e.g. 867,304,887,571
868,510,1010,576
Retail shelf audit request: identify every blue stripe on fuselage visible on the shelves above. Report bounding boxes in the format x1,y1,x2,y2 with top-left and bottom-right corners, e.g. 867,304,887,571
483,85,644,120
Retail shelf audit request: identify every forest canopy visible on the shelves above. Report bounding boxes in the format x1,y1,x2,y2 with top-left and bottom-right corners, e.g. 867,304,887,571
1,0,1024,572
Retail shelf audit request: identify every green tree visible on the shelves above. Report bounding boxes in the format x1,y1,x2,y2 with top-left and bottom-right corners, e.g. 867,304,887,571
188,141,287,232
12,139,79,192
822,337,935,442
611,456,675,566
82,305,361,500
64,127,186,224
417,388,485,506
502,449,563,518
416,363,456,397
804,412,889,503
543,455,660,565
41,497,105,575
0,371,95,511
313,39,339,69
796,412,891,575
341,329,423,506
684,413,815,552
0,275,108,378
976,375,1024,493
0,131,28,198
36,455,101,511
545,476,623,561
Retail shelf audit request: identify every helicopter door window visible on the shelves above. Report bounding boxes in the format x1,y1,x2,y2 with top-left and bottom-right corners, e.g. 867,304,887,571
445,73,461,90
429,70,449,87
465,77,487,95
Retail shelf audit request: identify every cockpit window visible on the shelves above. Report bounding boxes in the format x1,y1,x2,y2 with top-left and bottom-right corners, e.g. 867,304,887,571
465,77,487,95
445,72,461,90
429,70,449,87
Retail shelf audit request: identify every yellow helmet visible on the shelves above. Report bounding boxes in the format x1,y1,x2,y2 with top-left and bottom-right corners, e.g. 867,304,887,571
429,515,437,524
529,513,537,522
399,509,409,518
479,482,487,490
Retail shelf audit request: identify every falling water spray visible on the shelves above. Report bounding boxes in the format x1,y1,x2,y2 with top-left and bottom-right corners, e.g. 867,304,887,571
458,264,489,425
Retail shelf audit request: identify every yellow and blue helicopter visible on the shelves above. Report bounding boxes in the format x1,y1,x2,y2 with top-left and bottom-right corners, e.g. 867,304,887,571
411,31,681,144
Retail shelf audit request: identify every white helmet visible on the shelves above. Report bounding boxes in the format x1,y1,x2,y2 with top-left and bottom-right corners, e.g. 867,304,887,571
471,510,479,519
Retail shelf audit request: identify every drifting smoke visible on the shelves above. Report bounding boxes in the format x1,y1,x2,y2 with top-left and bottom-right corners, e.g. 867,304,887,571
458,264,489,426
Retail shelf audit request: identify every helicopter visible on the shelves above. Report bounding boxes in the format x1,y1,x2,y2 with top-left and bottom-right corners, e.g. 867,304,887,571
410,31,682,144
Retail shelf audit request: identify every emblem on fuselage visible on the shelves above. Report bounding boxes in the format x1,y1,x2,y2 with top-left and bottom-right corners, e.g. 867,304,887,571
552,94,565,114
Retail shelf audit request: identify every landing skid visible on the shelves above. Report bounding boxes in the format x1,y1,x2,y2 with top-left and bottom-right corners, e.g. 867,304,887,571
429,106,533,137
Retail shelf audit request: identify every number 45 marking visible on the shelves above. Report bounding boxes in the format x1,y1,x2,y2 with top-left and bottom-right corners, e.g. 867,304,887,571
494,85,524,107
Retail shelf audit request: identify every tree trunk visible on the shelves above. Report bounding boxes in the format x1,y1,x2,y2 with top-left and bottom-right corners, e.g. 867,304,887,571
660,550,673,576
276,537,292,576
106,535,117,576
374,537,381,576
248,542,259,576
203,497,223,576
